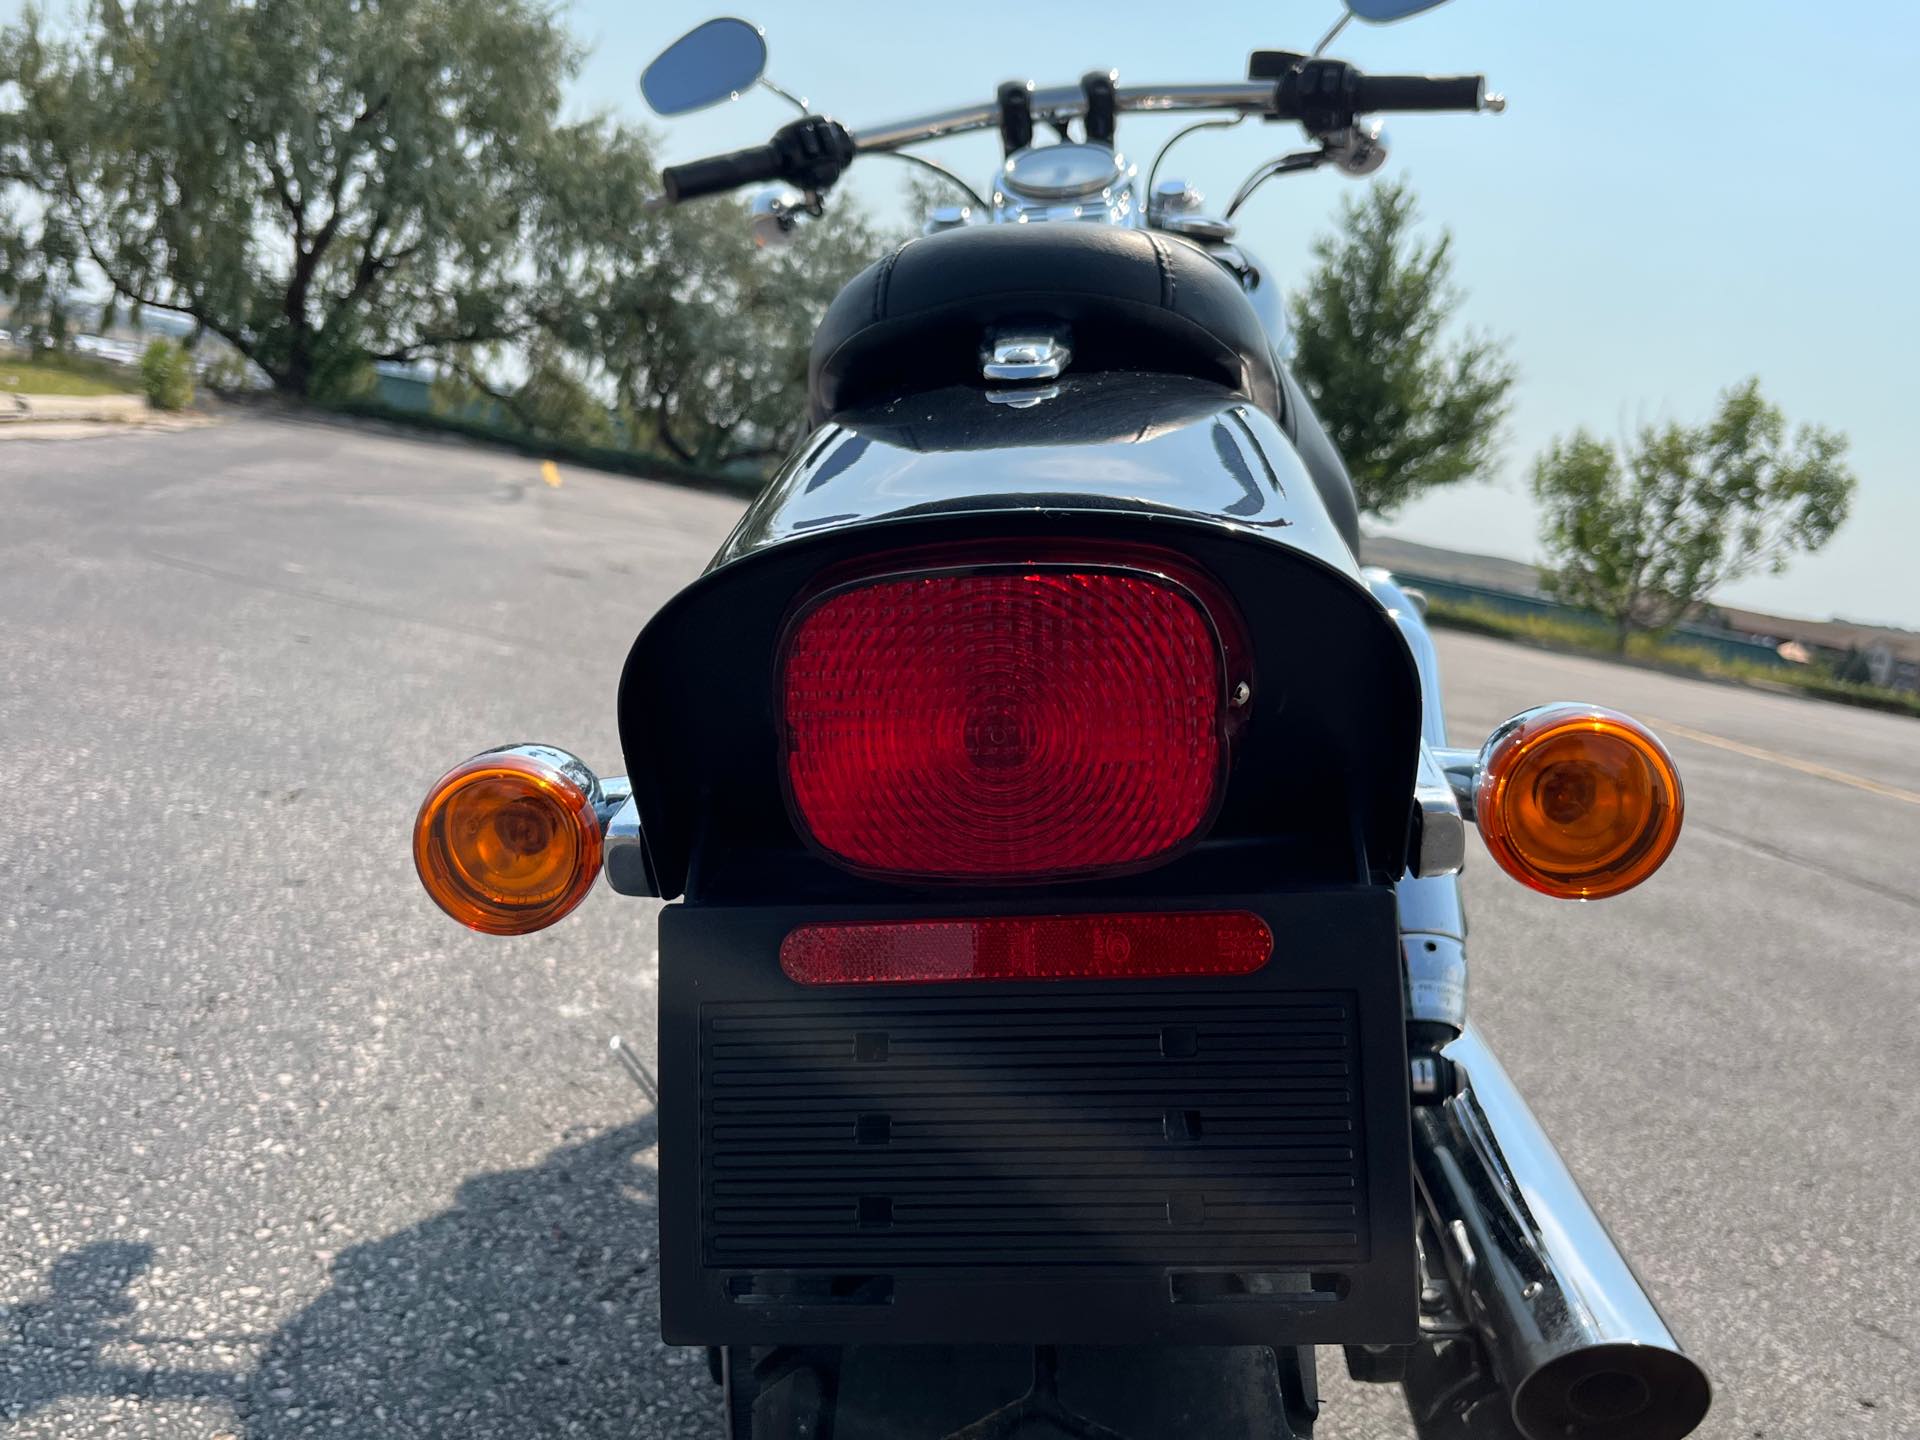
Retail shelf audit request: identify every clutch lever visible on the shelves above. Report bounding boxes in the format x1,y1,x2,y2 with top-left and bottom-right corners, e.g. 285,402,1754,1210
1223,148,1328,220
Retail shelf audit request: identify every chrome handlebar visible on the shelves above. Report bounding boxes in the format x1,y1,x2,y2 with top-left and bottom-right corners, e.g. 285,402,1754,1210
662,67,1495,205
849,81,1288,153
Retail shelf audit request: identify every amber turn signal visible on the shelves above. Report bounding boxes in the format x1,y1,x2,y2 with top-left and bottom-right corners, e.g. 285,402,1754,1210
413,750,602,934
1474,704,1683,900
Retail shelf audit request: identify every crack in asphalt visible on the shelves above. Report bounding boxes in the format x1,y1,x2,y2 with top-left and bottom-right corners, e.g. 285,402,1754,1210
1689,817,1920,913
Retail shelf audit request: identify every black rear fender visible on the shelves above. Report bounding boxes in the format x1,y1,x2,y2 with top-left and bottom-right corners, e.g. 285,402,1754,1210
618,374,1422,901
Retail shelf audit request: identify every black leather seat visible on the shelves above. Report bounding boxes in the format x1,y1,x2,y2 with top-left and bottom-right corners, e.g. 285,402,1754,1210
807,223,1361,555
808,224,1285,425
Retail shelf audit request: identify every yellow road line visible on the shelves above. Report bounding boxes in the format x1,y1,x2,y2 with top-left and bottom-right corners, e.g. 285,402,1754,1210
1647,717,1920,808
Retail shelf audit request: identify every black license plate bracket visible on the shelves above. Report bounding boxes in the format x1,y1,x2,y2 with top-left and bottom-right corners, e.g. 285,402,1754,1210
656,889,1414,1347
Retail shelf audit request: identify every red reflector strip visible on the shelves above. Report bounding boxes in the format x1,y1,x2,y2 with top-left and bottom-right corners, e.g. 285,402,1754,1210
779,912,1274,986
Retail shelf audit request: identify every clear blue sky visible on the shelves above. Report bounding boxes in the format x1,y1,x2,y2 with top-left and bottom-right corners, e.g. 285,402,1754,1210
570,0,1918,628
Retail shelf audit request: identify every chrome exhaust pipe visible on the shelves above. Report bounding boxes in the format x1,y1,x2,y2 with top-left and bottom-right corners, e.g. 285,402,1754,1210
1410,1026,1711,1440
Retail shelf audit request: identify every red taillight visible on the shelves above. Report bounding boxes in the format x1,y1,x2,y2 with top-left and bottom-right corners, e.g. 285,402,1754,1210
780,559,1233,881
780,911,1273,985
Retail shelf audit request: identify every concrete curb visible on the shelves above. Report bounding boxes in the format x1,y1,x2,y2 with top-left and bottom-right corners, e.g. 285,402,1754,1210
0,390,217,440
0,391,151,424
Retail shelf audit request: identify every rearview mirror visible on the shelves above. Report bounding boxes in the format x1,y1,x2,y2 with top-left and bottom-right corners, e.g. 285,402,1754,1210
1345,0,1452,20
639,17,768,116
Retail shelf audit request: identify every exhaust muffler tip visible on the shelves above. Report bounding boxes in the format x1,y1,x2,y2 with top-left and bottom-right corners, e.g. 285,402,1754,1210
1514,1341,1710,1440
1413,1028,1713,1440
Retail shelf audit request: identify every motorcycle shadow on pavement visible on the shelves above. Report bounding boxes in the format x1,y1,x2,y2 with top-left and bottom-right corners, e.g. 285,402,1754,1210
1,1240,236,1419
5,1116,707,1437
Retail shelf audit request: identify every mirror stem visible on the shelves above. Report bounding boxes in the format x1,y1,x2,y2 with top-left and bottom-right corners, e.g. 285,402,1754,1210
759,76,810,116
1309,11,1352,57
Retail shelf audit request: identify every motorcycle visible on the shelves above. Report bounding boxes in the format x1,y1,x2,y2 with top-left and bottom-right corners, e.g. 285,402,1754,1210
411,3,1713,1435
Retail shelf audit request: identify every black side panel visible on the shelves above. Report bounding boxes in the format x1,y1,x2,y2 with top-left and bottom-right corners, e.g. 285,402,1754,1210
657,889,1415,1348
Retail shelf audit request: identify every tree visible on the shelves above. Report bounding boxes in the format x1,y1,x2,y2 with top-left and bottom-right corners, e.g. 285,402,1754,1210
624,203,884,468
526,123,887,469
0,195,85,347
0,0,895,461
1288,179,1515,517
507,352,616,450
0,0,581,395
1532,378,1856,649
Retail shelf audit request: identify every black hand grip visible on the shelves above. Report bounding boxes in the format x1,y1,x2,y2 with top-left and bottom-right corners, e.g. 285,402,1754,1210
661,144,784,203
1350,73,1486,113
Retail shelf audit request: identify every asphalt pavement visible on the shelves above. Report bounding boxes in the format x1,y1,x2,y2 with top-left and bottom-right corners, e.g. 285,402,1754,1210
2,417,1915,1439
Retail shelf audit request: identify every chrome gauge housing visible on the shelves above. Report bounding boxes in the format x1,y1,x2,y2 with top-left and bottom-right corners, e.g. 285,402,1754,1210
993,142,1138,225
1001,142,1123,199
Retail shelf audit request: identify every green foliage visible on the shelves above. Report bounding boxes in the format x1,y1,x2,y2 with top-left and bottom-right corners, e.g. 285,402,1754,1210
139,339,194,408
198,348,266,394
0,0,580,394
1532,378,1857,648
0,191,84,347
509,353,615,449
308,350,377,404
427,373,491,420
1424,595,1920,719
525,124,885,467
330,394,760,493
1288,179,1516,517
0,0,894,454
1421,595,1620,651
0,349,141,396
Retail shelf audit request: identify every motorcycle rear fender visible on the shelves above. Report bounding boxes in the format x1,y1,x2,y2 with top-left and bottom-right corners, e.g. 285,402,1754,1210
617,373,1422,901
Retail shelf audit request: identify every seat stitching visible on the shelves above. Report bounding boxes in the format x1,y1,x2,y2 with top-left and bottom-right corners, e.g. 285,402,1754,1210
1147,232,1174,309
874,243,906,323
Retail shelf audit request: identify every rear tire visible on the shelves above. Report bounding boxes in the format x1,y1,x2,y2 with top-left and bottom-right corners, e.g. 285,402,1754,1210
719,1343,1316,1439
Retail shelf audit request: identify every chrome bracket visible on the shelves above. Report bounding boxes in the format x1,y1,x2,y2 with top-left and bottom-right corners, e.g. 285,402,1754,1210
1412,743,1467,878
602,793,659,897
1403,933,1468,1032
1431,746,1480,820
985,384,1060,410
982,329,1072,383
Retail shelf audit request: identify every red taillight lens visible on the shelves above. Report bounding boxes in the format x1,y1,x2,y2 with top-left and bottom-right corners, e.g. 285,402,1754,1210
780,562,1231,881
780,911,1273,985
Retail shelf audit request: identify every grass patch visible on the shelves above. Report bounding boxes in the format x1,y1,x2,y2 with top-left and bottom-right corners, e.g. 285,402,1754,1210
0,350,144,397
1425,596,1920,720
